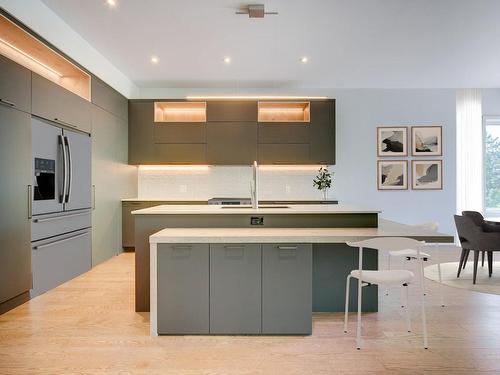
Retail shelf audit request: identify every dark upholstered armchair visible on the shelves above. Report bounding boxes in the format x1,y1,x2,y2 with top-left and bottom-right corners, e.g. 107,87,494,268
454,213,500,284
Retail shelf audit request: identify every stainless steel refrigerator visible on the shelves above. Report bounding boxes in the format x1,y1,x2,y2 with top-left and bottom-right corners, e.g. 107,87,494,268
30,116,92,297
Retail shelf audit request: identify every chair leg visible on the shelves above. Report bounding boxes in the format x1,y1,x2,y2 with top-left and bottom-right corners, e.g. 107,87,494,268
463,250,470,269
356,247,364,350
457,249,466,277
386,255,391,296
344,275,351,333
417,254,428,349
482,251,485,267
488,251,493,278
435,244,445,307
473,250,480,285
403,284,411,332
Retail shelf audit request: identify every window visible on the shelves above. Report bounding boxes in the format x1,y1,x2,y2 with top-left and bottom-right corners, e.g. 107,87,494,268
484,117,500,218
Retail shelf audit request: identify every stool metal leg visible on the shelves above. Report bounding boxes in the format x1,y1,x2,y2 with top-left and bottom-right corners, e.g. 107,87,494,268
356,246,363,350
435,244,445,307
344,275,351,333
417,248,429,349
403,284,412,332
386,254,391,296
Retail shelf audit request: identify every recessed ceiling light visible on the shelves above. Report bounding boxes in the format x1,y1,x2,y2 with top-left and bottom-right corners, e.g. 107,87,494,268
300,56,308,63
223,57,231,64
151,55,159,64
106,0,116,8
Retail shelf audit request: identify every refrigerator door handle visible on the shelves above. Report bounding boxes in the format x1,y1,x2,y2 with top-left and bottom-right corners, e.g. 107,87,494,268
58,134,67,204
28,185,32,219
64,136,72,204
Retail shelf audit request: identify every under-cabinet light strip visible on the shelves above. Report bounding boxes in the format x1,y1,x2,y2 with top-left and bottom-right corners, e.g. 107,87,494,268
139,165,326,171
139,165,211,171
185,95,327,100
0,37,63,77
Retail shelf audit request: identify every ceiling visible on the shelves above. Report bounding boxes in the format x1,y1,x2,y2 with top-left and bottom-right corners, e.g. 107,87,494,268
41,0,500,89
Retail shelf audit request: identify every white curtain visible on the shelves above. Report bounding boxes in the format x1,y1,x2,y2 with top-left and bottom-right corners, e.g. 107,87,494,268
456,89,483,214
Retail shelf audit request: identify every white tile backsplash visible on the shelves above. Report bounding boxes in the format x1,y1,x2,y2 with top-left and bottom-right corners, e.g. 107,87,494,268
137,166,330,200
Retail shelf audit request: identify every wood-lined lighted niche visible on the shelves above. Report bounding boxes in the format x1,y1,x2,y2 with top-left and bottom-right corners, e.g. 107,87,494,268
258,101,311,122
0,15,91,101
154,102,207,122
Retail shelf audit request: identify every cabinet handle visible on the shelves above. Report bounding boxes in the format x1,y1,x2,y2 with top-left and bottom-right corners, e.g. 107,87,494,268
172,245,192,250
28,185,32,219
34,211,88,223
53,118,78,129
33,232,88,250
0,98,15,107
92,185,96,210
223,245,245,250
277,246,298,250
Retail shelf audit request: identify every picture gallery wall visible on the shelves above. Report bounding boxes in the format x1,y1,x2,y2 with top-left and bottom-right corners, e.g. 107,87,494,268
377,126,443,191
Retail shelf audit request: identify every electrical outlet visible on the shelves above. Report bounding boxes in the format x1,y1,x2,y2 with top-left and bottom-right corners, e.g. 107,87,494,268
179,184,187,193
285,185,291,194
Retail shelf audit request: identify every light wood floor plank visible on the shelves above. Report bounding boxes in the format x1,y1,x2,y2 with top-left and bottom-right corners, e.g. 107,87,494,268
1,252,500,374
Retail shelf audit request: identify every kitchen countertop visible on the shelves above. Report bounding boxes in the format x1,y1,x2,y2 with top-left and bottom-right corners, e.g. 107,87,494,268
133,204,380,215
149,219,454,244
122,198,207,202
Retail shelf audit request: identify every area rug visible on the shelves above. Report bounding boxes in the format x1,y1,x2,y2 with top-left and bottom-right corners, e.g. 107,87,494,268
424,261,500,295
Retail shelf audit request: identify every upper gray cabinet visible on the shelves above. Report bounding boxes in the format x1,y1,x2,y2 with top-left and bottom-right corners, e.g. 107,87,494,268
32,73,91,133
207,101,257,122
309,100,335,164
91,77,128,121
128,99,335,165
0,55,31,113
206,122,257,164
129,101,155,164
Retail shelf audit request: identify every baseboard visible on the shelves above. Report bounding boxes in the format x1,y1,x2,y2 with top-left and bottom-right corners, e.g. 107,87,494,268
0,291,30,315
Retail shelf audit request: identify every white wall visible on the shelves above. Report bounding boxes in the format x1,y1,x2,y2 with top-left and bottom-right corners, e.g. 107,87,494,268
138,89,457,234
482,89,500,116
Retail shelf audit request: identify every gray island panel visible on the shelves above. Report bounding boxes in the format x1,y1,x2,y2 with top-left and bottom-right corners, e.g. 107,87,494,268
157,244,209,334
210,244,262,334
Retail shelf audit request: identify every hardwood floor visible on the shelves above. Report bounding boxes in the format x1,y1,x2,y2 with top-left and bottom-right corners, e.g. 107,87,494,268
2,251,500,374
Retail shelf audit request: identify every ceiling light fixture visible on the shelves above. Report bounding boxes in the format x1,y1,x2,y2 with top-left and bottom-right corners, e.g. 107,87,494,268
186,95,328,100
300,56,308,63
151,55,159,64
106,0,117,8
223,57,231,64
236,4,278,18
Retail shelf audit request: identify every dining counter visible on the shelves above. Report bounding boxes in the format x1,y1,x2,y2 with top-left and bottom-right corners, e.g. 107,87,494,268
149,221,453,336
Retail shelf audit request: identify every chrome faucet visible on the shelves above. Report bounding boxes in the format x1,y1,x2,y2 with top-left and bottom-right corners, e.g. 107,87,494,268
250,160,258,209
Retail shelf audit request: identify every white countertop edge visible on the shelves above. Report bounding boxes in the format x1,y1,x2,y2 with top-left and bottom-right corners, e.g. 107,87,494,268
149,222,454,244
132,204,381,215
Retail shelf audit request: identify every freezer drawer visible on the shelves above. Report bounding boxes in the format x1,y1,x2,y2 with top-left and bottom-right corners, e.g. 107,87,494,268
31,229,91,297
31,210,91,242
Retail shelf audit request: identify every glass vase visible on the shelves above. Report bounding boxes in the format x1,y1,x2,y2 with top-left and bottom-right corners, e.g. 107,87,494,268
321,189,328,201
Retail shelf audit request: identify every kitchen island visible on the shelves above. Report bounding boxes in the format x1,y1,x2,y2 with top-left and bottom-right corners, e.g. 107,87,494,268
133,204,380,311
150,223,454,336
132,204,453,314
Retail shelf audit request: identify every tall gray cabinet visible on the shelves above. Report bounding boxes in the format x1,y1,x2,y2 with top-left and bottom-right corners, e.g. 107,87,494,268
0,104,32,308
91,79,136,266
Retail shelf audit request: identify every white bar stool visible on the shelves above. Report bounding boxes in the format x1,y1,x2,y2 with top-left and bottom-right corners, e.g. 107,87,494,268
386,222,445,307
345,237,429,350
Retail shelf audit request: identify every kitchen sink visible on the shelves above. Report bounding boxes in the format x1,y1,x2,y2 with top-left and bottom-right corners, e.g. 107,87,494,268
220,205,289,209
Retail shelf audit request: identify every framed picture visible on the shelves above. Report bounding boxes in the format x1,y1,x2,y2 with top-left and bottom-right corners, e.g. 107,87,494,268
377,160,408,190
412,160,443,190
377,127,408,156
411,126,442,156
